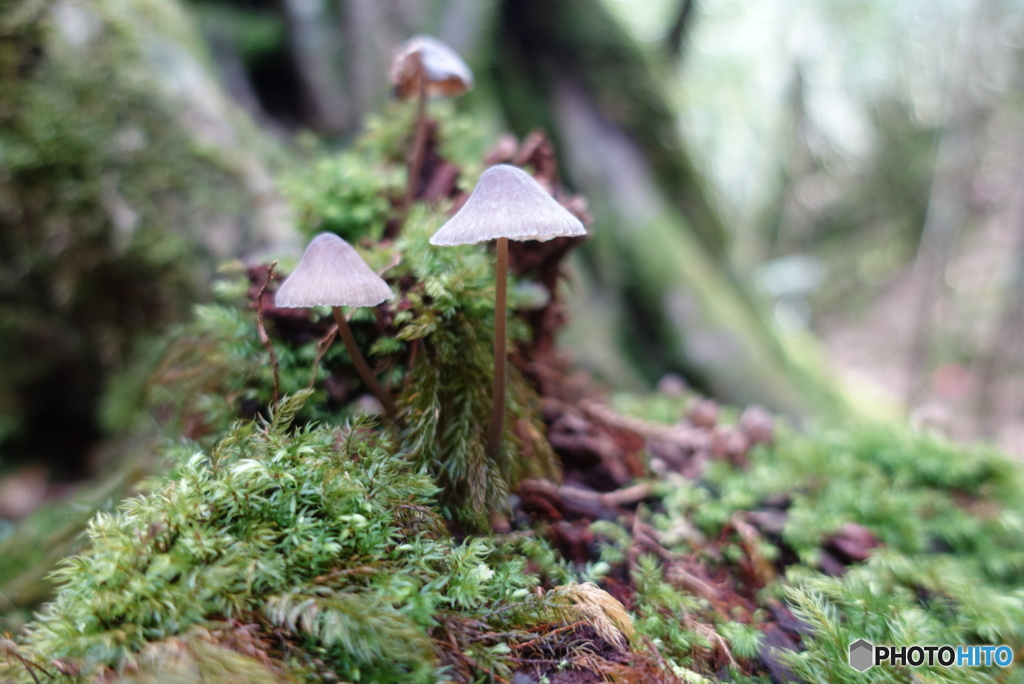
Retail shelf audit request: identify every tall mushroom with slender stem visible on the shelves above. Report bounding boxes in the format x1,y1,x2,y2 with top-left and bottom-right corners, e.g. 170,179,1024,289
430,165,586,457
275,232,397,418
389,35,474,210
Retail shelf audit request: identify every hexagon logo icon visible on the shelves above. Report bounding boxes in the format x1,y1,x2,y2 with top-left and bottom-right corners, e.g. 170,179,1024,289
849,639,874,672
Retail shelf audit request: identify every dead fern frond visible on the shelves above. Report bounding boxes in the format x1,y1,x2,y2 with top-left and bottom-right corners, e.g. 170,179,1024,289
547,582,634,651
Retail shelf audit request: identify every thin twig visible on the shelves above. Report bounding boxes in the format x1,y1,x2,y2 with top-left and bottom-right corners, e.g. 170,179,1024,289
481,603,523,619
511,621,585,651
623,514,723,603
377,249,403,277
580,399,711,450
311,566,378,583
307,325,338,390
519,479,652,508
1,639,52,684
256,261,281,405
508,657,569,665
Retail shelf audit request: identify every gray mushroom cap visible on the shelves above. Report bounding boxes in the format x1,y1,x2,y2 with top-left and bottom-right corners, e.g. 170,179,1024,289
275,233,393,308
390,35,474,99
429,165,587,246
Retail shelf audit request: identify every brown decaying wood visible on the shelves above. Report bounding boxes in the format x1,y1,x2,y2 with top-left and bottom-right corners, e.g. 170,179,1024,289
403,78,428,212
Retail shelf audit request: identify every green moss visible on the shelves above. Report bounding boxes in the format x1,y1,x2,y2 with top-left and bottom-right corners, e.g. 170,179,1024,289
127,202,557,530
392,206,558,526
280,100,490,247
5,40,1022,682
1,394,642,683
80,304,1024,682
283,150,402,243
0,0,260,465
588,410,1024,681
141,103,557,527
6,395,540,682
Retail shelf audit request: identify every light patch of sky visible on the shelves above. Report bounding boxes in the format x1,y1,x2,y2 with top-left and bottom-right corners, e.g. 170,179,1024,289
679,0,806,227
602,0,973,260
603,0,676,43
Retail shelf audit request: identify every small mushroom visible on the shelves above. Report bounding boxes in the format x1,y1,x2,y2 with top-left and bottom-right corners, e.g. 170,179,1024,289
389,35,474,210
275,233,397,417
390,35,474,100
430,164,586,457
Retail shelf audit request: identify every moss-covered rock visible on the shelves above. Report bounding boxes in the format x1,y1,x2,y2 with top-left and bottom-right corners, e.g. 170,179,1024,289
0,0,290,471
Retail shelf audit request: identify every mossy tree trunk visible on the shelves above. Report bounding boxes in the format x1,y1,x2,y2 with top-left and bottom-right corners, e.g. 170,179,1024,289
490,0,850,415
0,0,292,472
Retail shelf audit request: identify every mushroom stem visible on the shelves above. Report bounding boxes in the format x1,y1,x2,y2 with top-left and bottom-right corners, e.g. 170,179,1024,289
332,307,398,418
404,80,428,212
486,237,509,458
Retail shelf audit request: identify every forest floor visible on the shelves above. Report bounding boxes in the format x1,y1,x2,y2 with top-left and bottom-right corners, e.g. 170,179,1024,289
3,113,1023,681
